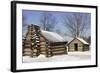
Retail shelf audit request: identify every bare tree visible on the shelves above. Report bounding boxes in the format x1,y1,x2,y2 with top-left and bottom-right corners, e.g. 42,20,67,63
40,12,56,31
63,13,90,38
82,36,91,44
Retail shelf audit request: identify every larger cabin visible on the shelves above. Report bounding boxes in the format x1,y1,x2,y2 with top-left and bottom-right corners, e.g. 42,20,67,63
23,24,68,57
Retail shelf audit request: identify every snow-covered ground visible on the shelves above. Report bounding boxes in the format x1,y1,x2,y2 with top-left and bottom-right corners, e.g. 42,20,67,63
23,51,91,63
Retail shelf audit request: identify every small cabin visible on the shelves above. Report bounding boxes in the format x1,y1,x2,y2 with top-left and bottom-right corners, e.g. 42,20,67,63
68,37,89,51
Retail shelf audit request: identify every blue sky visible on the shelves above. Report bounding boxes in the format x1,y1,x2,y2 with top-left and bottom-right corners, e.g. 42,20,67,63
22,10,65,29
22,10,91,41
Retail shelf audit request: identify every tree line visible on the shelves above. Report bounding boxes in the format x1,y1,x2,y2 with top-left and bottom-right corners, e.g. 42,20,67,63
23,11,91,44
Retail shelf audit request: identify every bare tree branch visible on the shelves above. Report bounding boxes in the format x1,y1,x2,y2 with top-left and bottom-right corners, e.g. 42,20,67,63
63,12,90,38
40,12,56,31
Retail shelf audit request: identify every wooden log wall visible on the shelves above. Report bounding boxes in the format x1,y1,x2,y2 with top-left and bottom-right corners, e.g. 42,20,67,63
48,42,67,55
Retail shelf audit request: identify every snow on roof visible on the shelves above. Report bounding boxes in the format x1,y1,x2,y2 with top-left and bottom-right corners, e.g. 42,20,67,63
76,37,89,45
41,30,65,42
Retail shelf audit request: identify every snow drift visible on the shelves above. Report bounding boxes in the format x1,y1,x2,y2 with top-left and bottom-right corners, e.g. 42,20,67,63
41,30,65,42
23,51,91,63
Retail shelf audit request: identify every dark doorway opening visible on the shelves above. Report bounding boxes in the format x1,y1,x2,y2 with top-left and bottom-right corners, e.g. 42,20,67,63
74,43,78,51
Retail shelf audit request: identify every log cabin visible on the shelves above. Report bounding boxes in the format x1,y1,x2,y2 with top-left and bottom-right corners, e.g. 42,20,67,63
68,37,89,51
23,24,68,57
